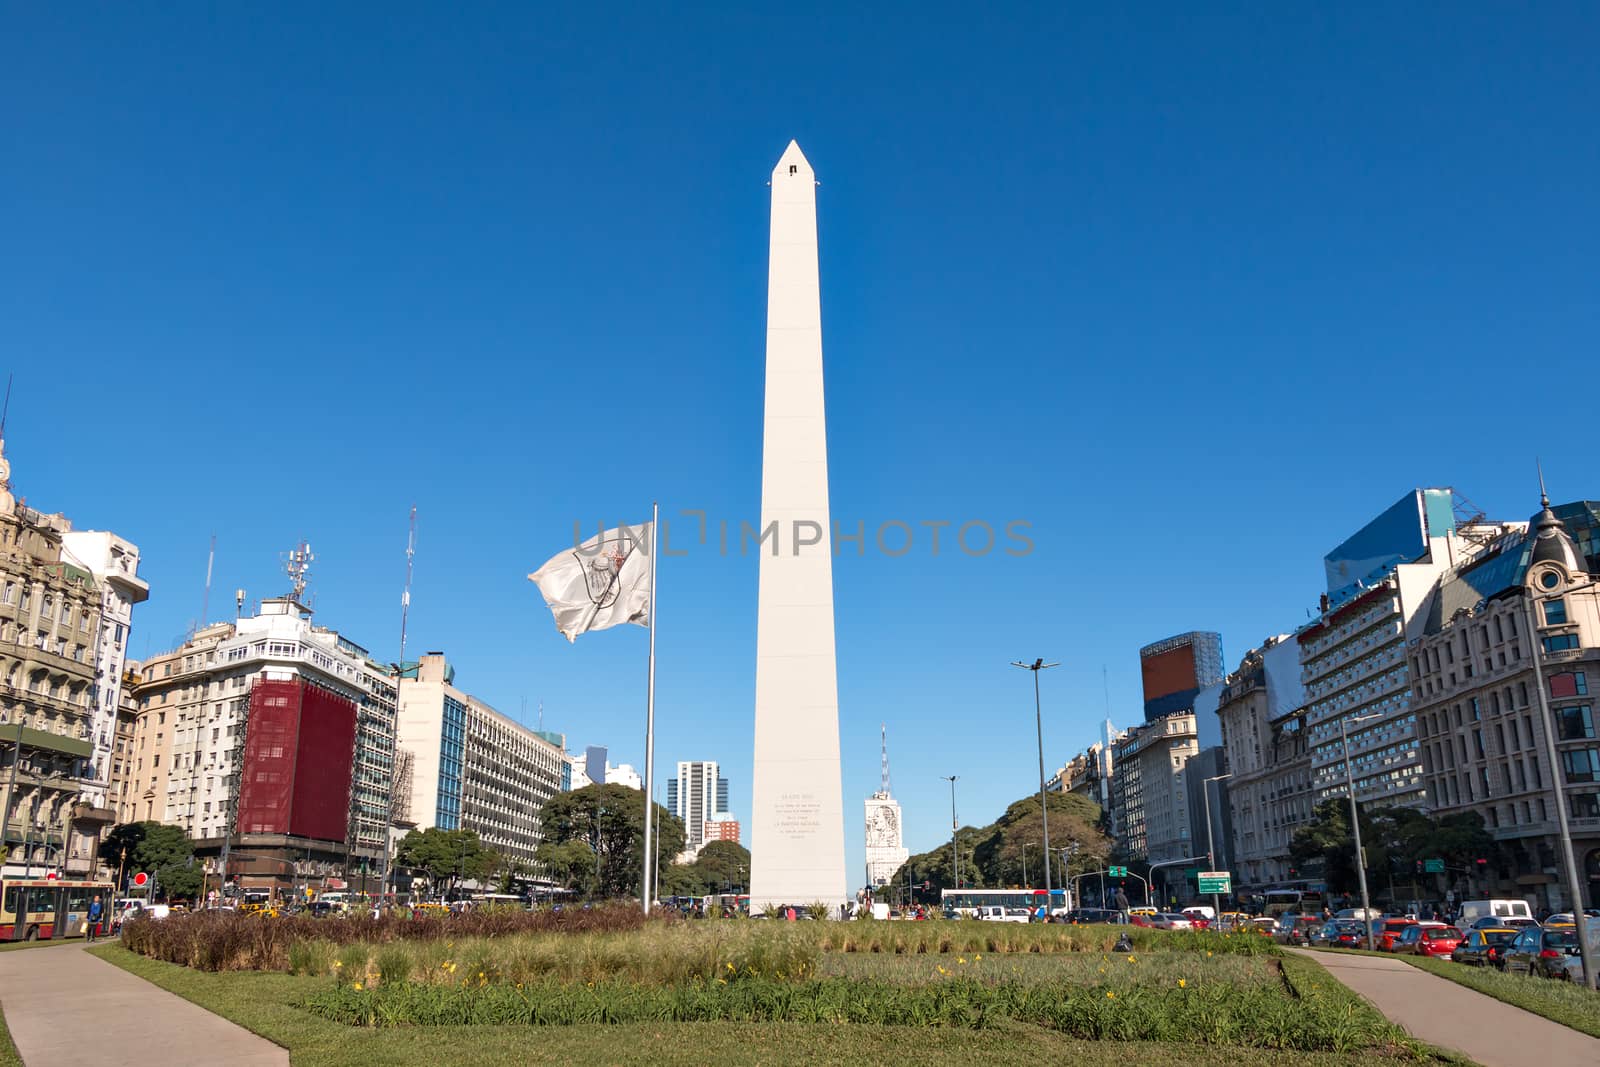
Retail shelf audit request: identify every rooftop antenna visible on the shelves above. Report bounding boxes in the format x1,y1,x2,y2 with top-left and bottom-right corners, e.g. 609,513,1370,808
1538,458,1550,508
1102,664,1111,717
200,534,216,627
399,505,417,662
0,373,12,438
235,588,246,619
283,541,313,603
880,722,892,795
538,699,544,732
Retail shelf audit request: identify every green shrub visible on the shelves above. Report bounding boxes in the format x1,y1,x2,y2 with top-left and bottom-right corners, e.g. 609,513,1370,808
288,939,336,976
375,946,413,986
336,943,370,987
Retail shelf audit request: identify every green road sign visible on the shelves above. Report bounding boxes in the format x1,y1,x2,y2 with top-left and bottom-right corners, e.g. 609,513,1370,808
1108,866,1128,878
1423,858,1445,874
1197,871,1231,894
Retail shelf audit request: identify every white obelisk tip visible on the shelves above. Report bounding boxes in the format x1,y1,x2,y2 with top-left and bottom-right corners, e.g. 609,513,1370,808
773,139,814,180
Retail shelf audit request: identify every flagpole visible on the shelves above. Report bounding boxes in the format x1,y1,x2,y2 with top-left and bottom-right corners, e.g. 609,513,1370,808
641,500,659,915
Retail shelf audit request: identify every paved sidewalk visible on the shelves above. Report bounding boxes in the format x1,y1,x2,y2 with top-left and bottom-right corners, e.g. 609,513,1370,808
0,941,287,1067
1287,947,1600,1067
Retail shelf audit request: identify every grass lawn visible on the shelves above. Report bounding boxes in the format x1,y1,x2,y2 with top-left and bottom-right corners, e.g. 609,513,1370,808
92,944,1456,1067
0,1006,19,1067
0,937,86,953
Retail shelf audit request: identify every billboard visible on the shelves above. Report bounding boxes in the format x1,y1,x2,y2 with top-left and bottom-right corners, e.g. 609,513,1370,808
1139,632,1223,723
1324,489,1456,609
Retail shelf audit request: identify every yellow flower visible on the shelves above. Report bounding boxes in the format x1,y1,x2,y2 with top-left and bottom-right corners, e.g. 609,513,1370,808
957,957,966,964
1106,991,1115,999
478,972,485,979
352,982,363,991
1097,967,1106,974
332,961,342,969
1206,951,1212,958
726,962,735,972
1178,979,1187,988
974,954,981,961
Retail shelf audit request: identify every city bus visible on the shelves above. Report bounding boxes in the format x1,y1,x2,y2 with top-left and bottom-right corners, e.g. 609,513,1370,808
1263,887,1326,918
940,888,1067,918
1,878,116,941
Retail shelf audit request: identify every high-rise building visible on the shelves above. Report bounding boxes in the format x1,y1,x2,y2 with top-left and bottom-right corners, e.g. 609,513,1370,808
864,725,908,887
129,594,398,891
703,817,741,845
1299,490,1507,807
0,438,146,878
1140,632,1224,723
669,760,729,850
395,653,565,868
1112,712,1200,867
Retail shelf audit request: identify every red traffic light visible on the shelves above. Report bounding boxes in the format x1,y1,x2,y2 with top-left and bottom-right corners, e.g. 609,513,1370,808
1474,858,1488,866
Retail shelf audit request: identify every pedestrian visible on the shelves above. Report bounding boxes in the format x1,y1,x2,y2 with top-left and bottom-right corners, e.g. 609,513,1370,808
86,895,103,942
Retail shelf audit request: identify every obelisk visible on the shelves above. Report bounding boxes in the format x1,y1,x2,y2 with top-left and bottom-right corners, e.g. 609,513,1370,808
749,141,847,913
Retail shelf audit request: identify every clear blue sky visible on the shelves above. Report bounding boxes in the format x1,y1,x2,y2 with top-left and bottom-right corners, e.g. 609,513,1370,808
4,6,1597,881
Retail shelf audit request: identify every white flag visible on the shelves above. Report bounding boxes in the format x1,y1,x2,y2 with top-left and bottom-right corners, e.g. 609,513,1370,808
528,523,652,642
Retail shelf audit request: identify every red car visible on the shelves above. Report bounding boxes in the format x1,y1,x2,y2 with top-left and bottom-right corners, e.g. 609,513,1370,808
1414,925,1463,957
1378,919,1418,951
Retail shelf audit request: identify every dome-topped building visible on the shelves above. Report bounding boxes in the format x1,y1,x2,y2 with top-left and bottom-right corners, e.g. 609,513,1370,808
1530,484,1587,574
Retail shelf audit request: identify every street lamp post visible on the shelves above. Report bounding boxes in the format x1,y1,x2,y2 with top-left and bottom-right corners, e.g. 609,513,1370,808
940,775,960,891
1012,659,1059,915
1202,773,1232,919
1339,713,1381,950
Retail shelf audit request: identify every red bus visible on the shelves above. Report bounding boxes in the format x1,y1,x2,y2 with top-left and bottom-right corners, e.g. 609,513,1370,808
1,878,115,941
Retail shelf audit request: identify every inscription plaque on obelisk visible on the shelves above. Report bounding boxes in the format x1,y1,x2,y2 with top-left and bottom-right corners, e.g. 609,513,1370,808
748,141,847,912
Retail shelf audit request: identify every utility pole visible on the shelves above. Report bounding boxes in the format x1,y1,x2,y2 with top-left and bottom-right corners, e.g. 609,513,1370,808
940,775,960,891
1203,773,1232,919
1339,714,1379,950
1013,658,1059,915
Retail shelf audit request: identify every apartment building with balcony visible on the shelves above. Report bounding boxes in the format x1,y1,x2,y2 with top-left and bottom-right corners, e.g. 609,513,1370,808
1217,636,1311,890
1410,496,1600,910
1111,712,1199,865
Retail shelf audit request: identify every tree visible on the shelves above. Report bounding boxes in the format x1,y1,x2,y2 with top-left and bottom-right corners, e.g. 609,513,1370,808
655,861,708,898
394,828,500,894
693,841,751,892
101,822,200,900
536,783,685,899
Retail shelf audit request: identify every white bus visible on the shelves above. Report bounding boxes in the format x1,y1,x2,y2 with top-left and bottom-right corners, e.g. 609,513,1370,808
940,888,1067,918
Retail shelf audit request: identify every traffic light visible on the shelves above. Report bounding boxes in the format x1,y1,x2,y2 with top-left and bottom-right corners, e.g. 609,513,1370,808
1415,860,1423,874
1475,858,1488,867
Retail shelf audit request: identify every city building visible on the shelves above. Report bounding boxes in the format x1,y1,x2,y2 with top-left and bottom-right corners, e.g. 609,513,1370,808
863,726,908,887
0,439,146,878
565,751,591,791
703,817,741,845
107,665,142,825
395,653,565,868
1112,712,1199,866
1140,632,1223,723
128,588,399,892
1048,720,1124,812
1409,495,1600,910
1216,637,1312,890
606,763,642,791
668,760,729,850
1299,490,1515,809
584,746,607,789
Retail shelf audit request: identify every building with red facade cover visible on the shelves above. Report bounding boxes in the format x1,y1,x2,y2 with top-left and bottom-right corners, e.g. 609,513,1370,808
236,678,357,843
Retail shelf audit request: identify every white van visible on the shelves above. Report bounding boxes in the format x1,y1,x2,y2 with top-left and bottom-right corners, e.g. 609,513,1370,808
977,905,1032,923
1457,899,1533,924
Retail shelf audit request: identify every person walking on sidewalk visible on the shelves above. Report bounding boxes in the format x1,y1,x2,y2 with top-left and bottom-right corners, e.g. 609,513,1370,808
86,896,103,943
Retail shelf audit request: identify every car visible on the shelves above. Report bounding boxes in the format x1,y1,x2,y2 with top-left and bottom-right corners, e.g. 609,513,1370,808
1066,908,1127,925
1393,922,1446,954
119,902,170,925
1181,906,1215,929
1275,915,1324,945
1503,924,1591,979
1452,927,1520,968
1150,913,1193,931
1313,920,1367,949
975,905,1030,924
1377,918,1419,951
1413,925,1463,957
1249,917,1279,936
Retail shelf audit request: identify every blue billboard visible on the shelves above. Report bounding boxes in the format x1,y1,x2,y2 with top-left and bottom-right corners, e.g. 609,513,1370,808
1324,489,1455,609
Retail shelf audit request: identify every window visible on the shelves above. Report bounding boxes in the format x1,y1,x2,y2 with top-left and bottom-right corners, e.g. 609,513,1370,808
1544,599,1568,625
1540,571,1560,590
1558,705,1595,741
1573,793,1600,819
1543,634,1580,653
1560,748,1600,783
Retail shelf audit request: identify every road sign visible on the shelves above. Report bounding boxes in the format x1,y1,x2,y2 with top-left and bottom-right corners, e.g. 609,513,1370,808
1109,866,1128,878
1197,871,1231,894
1423,858,1445,874
132,872,149,887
